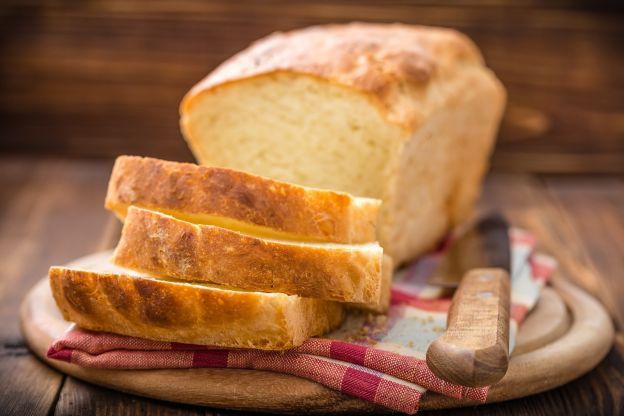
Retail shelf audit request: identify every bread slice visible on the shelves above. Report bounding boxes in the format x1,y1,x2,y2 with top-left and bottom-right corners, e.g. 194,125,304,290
49,266,343,350
105,155,380,244
180,23,506,265
348,254,393,314
112,207,383,304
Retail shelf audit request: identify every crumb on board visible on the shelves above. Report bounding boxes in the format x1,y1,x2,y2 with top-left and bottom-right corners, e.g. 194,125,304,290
432,325,445,333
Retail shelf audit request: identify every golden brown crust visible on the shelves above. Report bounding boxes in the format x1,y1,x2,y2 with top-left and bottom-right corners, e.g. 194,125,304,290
105,156,380,244
112,207,383,304
181,22,483,130
49,267,344,350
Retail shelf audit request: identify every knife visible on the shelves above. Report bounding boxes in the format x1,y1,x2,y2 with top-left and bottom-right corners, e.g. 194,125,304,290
426,213,511,387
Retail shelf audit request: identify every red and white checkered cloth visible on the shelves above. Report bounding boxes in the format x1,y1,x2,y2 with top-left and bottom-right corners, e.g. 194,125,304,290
48,229,556,414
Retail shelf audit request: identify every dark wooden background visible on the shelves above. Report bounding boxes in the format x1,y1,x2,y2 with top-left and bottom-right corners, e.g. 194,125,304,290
1,0,623,173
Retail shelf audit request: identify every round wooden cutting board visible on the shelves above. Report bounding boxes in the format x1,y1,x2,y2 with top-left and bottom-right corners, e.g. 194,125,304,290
20,252,614,413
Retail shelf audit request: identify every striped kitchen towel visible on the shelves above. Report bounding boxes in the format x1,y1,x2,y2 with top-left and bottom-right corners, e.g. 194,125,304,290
48,228,556,414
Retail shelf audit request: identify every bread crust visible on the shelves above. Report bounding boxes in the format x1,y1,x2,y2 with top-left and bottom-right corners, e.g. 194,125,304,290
112,207,383,304
181,22,483,131
106,156,380,244
49,267,344,350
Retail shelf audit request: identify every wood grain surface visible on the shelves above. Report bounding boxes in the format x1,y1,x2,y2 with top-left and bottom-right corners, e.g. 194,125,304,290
1,1,623,173
513,288,570,356
0,157,623,415
21,262,613,413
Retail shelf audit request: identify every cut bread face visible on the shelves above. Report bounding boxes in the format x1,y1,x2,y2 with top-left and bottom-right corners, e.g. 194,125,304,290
112,207,384,305
181,74,404,201
105,156,381,244
180,24,506,265
49,266,344,350
348,254,393,314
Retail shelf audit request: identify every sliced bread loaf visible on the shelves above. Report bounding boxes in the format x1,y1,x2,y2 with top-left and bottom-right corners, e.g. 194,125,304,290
112,207,383,304
105,155,380,244
49,266,343,350
180,23,506,265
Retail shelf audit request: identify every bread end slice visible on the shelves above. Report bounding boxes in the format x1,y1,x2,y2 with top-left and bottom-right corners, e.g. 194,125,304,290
49,266,344,350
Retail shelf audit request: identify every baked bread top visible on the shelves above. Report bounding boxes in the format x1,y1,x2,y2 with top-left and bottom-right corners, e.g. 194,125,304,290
181,22,484,130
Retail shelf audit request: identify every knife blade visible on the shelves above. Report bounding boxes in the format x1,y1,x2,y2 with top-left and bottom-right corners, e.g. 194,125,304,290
428,214,511,287
426,213,512,387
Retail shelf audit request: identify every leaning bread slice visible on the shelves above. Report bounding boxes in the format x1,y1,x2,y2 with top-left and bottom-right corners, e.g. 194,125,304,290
113,207,383,304
49,266,343,350
105,156,381,244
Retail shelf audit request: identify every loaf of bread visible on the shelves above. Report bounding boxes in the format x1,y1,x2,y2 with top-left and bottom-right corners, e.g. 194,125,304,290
50,266,343,350
112,207,383,304
106,156,381,244
180,23,506,265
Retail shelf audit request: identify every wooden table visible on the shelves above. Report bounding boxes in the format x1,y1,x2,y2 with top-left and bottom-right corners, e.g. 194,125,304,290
1,157,622,415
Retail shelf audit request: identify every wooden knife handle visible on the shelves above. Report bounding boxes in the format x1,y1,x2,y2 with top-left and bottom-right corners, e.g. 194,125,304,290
426,268,511,387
